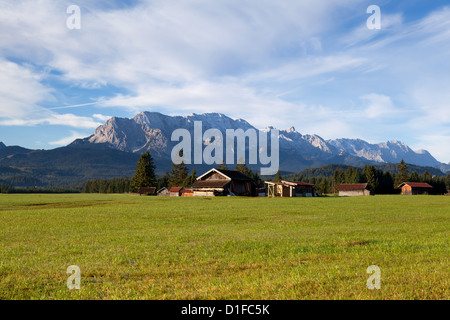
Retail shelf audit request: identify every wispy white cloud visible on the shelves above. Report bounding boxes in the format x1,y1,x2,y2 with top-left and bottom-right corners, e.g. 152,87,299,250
0,59,52,118
0,113,101,128
0,0,450,162
92,114,112,122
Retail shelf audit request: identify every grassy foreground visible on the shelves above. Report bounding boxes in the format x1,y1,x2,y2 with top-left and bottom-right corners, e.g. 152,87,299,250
0,194,448,300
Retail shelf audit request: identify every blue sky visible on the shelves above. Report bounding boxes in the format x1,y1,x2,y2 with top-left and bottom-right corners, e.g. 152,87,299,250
0,0,449,163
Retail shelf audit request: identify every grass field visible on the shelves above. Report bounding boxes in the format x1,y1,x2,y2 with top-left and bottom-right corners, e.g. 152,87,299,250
0,194,448,300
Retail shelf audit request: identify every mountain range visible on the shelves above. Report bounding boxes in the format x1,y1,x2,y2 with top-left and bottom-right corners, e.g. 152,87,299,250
1,111,449,187
71,111,449,172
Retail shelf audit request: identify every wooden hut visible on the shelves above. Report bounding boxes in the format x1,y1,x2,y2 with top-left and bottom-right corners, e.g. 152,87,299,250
181,188,194,197
398,182,432,195
169,187,183,197
265,180,316,197
137,187,156,196
338,183,373,196
156,187,170,196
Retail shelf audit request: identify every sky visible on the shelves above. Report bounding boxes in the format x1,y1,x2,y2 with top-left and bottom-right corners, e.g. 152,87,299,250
0,0,449,163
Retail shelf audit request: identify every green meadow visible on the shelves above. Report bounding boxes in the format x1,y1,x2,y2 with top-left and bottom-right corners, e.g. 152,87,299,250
0,194,448,300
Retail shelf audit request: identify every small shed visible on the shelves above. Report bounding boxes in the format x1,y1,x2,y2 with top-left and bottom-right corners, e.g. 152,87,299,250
156,187,170,196
398,182,433,195
265,180,316,197
256,185,266,197
338,183,373,196
169,187,183,197
137,187,156,196
181,188,194,197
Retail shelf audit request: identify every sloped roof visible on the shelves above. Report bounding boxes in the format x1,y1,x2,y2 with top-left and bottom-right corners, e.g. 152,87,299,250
216,169,253,181
156,187,169,193
338,183,369,191
191,180,230,189
138,187,156,194
398,182,433,188
281,180,315,187
169,187,183,192
196,168,253,181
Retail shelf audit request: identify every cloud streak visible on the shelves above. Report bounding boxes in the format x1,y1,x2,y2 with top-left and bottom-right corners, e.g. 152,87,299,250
0,1,449,162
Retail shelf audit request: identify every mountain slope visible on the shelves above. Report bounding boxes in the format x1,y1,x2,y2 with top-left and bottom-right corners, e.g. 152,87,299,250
72,111,449,173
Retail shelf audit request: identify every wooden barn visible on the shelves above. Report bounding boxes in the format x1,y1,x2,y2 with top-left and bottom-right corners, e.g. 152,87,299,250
338,183,373,196
191,168,255,196
265,180,317,197
137,187,156,196
169,187,183,197
181,188,194,197
398,182,433,195
156,187,170,196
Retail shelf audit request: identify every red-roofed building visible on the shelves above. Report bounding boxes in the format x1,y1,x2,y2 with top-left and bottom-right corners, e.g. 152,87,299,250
338,183,373,196
398,182,433,195
169,187,183,197
181,188,194,197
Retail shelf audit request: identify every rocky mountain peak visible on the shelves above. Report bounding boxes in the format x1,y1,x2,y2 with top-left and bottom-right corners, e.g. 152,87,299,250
74,111,448,173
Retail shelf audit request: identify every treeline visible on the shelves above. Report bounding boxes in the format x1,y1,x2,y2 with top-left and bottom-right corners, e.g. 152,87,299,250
280,160,449,195
82,155,264,194
82,177,131,193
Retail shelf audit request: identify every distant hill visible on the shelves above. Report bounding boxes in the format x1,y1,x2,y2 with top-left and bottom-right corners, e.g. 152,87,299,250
287,163,445,180
0,143,31,158
0,146,141,187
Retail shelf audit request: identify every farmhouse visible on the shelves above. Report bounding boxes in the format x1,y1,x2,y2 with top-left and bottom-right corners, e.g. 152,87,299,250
398,182,433,195
191,168,255,196
265,180,317,197
156,187,170,196
338,183,373,196
137,187,156,196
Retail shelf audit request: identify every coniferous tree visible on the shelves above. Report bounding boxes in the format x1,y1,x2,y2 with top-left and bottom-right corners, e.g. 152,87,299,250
130,151,157,192
420,170,432,183
363,165,379,191
409,171,419,182
168,161,189,187
274,170,283,182
395,159,409,187
218,161,228,170
157,172,170,190
184,168,197,187
235,163,251,176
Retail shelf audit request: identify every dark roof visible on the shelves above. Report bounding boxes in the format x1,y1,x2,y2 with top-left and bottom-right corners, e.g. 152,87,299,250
215,169,253,181
282,181,315,187
338,183,369,191
191,180,230,189
399,182,433,188
265,181,315,187
181,188,193,194
169,187,183,192
138,187,156,194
